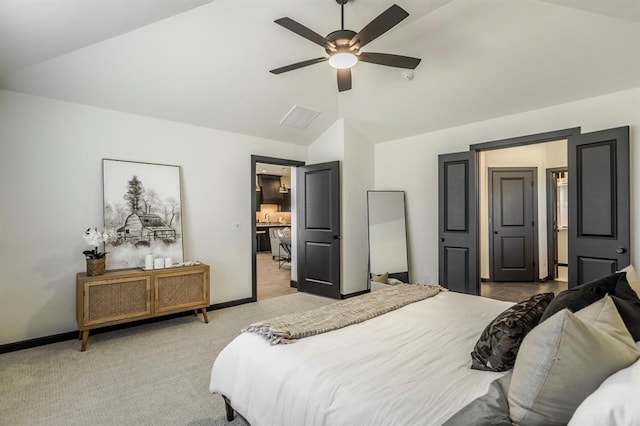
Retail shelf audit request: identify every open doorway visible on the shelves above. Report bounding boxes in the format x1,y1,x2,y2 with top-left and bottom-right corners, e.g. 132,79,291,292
478,140,569,302
439,126,630,301
251,156,304,301
547,168,568,283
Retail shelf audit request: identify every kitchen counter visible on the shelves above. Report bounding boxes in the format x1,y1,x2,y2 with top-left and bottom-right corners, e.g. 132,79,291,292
256,222,291,228
256,223,291,253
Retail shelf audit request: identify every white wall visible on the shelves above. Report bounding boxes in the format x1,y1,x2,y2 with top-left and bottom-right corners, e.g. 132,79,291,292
479,140,567,280
374,87,640,286
307,119,345,163
307,119,374,295
0,90,306,345
342,121,373,294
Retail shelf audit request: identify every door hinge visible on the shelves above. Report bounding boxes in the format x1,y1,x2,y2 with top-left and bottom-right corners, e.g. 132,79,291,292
532,221,535,227
533,261,536,267
531,180,534,187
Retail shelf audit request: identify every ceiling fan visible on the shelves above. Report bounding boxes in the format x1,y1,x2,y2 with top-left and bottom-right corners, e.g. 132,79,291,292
270,0,421,92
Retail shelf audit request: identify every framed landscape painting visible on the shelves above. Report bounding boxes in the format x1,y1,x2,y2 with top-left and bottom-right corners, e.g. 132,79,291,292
102,159,184,269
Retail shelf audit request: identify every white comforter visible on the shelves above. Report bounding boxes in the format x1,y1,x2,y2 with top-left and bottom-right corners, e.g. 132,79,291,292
209,290,513,426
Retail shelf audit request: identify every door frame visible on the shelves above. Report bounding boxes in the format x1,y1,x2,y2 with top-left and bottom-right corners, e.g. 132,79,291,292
468,127,580,293
251,155,305,302
546,167,568,280
488,167,538,282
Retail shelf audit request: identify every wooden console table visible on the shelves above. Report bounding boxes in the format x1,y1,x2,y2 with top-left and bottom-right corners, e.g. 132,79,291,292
76,264,210,351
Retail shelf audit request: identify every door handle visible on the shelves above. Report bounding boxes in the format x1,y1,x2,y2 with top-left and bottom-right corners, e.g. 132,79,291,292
494,231,498,234
616,246,626,254
333,235,341,240
439,238,445,242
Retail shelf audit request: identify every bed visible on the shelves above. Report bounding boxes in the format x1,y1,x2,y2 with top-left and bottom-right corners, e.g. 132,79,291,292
210,274,640,426
210,290,513,425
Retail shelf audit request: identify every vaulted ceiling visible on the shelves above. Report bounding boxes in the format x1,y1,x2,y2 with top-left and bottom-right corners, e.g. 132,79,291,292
1,0,638,145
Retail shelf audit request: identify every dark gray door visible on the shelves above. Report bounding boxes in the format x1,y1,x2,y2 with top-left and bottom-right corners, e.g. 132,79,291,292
438,151,479,295
568,127,630,287
297,161,341,299
490,169,536,282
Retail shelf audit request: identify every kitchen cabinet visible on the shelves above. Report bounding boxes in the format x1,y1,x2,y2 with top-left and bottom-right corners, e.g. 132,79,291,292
257,229,270,252
258,174,283,204
255,189,262,212
281,192,291,212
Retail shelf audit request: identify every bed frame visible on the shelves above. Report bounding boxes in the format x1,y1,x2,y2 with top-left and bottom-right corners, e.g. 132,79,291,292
222,395,249,423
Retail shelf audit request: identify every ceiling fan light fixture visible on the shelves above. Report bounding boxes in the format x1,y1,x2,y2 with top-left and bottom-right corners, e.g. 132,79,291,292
328,52,358,69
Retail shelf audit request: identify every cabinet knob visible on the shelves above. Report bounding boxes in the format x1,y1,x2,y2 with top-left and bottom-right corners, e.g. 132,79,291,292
439,237,445,242
616,246,626,254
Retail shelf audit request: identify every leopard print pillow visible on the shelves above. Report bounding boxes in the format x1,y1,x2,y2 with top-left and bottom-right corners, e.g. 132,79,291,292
471,292,555,372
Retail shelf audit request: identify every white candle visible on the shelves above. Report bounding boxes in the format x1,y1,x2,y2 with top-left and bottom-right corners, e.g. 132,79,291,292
164,257,172,268
145,254,153,270
153,257,164,269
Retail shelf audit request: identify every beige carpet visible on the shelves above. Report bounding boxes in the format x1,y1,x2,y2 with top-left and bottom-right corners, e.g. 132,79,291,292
0,292,333,426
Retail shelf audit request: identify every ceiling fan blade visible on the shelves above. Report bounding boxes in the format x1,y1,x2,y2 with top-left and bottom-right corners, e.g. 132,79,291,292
275,17,333,49
270,57,328,74
358,52,421,69
349,4,409,49
337,68,352,92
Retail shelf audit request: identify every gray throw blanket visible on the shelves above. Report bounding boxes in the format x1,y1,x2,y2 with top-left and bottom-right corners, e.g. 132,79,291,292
244,284,443,344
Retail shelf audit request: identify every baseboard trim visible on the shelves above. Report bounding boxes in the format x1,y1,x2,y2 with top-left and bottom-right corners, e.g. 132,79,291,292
341,289,370,299
0,331,79,355
208,297,254,311
1,297,256,355
480,278,490,282
290,280,298,288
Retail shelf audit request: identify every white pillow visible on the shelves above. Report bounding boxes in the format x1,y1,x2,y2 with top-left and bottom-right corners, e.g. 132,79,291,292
508,296,640,426
568,357,640,426
619,264,640,297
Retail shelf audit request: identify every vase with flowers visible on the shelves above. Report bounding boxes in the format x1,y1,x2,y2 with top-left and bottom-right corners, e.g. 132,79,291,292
83,228,117,276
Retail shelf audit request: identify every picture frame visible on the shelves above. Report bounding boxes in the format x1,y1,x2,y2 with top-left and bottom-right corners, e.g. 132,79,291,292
102,159,184,270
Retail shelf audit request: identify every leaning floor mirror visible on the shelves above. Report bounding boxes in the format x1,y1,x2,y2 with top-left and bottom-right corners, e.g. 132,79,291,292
367,190,410,289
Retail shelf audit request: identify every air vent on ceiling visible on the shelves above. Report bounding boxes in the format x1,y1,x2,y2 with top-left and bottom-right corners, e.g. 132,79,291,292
280,104,320,129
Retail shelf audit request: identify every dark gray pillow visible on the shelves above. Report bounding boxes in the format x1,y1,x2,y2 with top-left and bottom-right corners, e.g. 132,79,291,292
610,279,640,341
540,272,640,341
471,292,555,372
540,272,622,322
